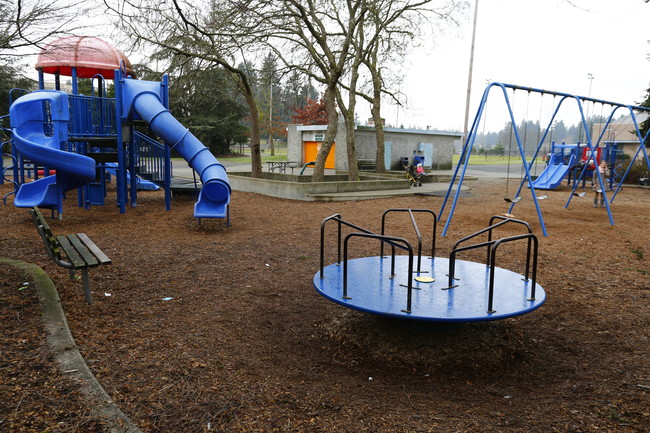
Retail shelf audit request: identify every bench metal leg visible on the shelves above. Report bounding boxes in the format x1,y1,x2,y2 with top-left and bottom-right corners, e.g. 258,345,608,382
81,269,93,304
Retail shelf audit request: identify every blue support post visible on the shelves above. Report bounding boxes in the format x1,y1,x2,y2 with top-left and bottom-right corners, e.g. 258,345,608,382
114,67,127,214
162,74,172,210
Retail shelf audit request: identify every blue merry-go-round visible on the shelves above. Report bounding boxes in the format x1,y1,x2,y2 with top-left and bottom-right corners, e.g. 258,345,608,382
313,209,546,322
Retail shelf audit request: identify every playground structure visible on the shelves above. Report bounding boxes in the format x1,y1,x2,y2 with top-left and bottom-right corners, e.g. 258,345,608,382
1,36,230,223
313,209,545,322
439,82,650,237
532,141,624,191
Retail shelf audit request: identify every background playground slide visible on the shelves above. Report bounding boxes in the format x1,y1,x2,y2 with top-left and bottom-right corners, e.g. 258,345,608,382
531,154,574,190
104,162,160,191
124,80,230,219
10,91,95,210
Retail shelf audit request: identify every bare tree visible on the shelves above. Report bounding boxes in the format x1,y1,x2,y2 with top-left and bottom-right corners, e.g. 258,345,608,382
102,0,464,181
103,0,267,177
358,0,465,172
0,0,89,54
248,0,365,181
257,0,463,179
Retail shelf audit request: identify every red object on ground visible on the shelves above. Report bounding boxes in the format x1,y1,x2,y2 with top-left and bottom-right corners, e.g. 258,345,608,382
35,36,135,79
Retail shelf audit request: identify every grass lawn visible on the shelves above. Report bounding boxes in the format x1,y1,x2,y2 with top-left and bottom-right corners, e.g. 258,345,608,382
452,154,535,165
172,149,535,166
173,147,289,164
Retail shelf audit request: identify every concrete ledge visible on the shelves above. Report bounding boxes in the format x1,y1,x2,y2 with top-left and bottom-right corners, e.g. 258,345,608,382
0,258,142,433
229,172,411,201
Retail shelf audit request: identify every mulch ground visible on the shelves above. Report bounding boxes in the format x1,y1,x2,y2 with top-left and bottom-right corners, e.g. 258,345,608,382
1,179,649,432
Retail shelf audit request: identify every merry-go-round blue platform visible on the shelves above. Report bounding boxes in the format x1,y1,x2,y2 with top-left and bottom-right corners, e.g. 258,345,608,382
313,255,545,322
314,211,546,322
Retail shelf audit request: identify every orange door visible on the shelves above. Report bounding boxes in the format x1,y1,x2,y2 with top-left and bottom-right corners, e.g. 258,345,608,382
303,141,336,169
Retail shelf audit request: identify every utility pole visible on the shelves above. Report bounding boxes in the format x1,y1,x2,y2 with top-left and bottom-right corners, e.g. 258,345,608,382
269,82,275,156
463,0,480,148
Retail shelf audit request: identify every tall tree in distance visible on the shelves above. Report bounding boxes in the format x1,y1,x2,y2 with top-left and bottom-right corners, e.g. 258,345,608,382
257,52,281,155
0,60,34,116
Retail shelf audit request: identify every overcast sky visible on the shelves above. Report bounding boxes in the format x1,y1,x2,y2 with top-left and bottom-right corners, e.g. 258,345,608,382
26,0,648,134
372,0,650,132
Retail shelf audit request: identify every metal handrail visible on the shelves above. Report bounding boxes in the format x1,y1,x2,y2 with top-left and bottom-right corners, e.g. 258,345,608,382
68,94,116,137
380,208,437,273
343,232,415,313
132,131,169,185
446,229,539,314
486,216,533,277
320,214,379,278
1,114,18,197
319,213,417,313
451,215,533,276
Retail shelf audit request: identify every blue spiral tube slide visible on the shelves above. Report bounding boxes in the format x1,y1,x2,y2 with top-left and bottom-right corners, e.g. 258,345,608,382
10,91,95,214
122,80,231,219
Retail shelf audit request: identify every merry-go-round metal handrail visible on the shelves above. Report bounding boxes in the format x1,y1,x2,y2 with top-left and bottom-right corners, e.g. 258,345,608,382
445,217,539,313
319,214,417,313
379,208,437,273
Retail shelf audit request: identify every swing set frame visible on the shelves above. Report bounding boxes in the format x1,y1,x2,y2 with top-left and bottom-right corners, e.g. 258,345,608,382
439,82,650,237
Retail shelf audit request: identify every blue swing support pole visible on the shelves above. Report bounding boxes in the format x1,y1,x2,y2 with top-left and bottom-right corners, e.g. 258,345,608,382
610,116,650,201
438,82,650,237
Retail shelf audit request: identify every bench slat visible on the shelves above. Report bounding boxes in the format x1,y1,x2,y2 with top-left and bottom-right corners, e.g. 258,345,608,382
56,235,87,268
31,208,63,261
77,233,112,265
67,234,100,267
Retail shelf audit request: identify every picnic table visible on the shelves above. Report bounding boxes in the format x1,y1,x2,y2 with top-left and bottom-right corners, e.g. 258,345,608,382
266,161,298,174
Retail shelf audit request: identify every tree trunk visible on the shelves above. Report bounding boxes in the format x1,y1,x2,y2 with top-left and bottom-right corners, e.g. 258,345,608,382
371,96,386,172
342,75,359,181
344,111,359,180
240,79,263,178
369,48,386,172
311,84,338,182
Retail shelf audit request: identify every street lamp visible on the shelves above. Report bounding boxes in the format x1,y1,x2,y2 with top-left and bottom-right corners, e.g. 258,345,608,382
587,73,594,142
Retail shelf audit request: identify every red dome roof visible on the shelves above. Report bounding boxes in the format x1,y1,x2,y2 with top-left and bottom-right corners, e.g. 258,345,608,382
35,36,136,79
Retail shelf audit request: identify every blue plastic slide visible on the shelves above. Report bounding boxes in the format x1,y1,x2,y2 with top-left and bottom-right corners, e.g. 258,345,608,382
104,162,160,191
10,91,95,214
122,80,230,219
531,154,575,190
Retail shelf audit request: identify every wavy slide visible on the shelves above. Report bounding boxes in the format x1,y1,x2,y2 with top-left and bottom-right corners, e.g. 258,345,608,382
10,91,95,212
123,80,230,219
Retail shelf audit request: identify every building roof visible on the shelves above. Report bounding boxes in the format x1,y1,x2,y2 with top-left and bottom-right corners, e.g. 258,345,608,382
296,124,462,137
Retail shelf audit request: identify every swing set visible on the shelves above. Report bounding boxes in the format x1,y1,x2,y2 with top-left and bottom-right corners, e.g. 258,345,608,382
439,82,650,237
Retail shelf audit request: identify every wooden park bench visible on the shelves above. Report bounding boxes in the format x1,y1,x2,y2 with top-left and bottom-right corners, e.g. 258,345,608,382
30,207,111,304
357,159,376,171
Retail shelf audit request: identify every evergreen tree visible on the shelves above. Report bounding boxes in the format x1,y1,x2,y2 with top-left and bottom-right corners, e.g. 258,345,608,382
161,59,248,155
0,60,35,117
